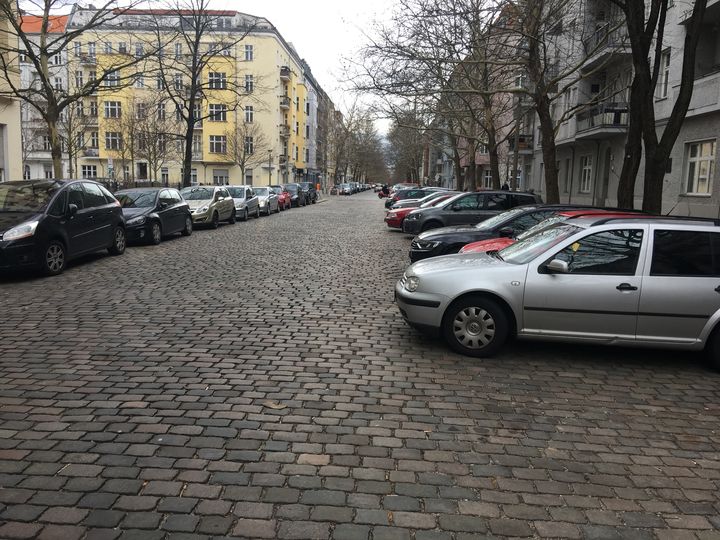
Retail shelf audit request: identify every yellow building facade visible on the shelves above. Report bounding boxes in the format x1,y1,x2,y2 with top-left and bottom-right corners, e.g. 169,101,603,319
63,8,325,187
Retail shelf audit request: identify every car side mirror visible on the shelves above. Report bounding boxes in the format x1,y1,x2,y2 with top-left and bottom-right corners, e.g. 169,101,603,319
546,259,569,274
158,202,168,210
452,204,461,212
498,226,513,238
67,203,78,217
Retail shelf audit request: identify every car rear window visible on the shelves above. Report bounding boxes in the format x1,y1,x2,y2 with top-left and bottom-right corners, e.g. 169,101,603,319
651,230,720,276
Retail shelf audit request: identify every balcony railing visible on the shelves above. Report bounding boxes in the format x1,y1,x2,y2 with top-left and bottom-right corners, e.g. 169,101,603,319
508,134,533,152
279,96,290,109
280,66,291,80
83,148,99,157
79,54,97,65
279,124,290,138
583,24,628,55
576,102,629,133
279,154,288,164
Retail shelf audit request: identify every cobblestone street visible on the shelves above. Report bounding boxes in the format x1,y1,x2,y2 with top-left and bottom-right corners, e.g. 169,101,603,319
1,191,720,540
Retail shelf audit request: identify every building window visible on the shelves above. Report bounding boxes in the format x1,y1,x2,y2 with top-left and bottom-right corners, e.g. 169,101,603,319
106,70,119,87
81,165,97,178
135,75,144,88
136,103,147,119
305,125,310,138
305,148,309,162
104,101,121,118
245,168,253,185
161,167,169,184
42,135,51,151
74,42,81,57
685,140,716,195
87,42,96,57
209,135,226,154
54,77,63,91
658,49,671,99
208,72,226,89
244,74,254,93
158,134,167,153
175,43,182,59
580,155,593,193
156,75,163,90
104,41,112,54
157,102,166,120
174,74,183,90
294,121,299,135
483,169,493,188
105,131,122,150
192,134,202,157
212,169,229,184
23,165,30,179
90,131,99,148
135,43,144,58
74,70,83,88
118,42,127,54
209,104,227,122
52,53,62,65
89,100,98,117
244,136,254,154
245,105,253,123
244,44,253,61
44,167,53,179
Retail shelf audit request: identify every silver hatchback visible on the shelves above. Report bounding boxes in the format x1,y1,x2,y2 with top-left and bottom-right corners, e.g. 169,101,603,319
396,217,720,368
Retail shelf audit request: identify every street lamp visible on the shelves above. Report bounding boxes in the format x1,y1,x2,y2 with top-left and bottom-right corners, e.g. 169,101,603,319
268,150,272,185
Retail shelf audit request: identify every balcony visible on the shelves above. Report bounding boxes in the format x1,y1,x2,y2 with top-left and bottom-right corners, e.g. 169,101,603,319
83,148,99,157
280,66,291,80
279,96,290,109
79,54,96,65
508,134,534,154
581,24,630,72
278,154,288,165
575,102,629,139
279,124,290,138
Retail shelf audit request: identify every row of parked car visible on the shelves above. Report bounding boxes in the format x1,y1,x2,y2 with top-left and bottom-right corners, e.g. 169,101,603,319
0,180,318,277
386,185,720,370
330,182,373,195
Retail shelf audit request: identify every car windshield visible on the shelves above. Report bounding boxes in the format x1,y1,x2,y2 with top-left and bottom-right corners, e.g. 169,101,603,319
270,186,283,194
299,183,312,189
0,181,64,212
498,223,580,265
285,185,298,193
226,187,246,198
116,191,156,208
180,187,214,200
474,207,527,230
515,214,570,241
254,187,269,196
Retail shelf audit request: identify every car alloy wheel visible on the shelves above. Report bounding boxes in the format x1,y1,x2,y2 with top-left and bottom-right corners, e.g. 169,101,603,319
151,222,162,245
242,209,249,221
211,212,219,229
44,241,66,276
256,206,261,218
182,216,193,236
229,209,237,224
109,227,126,255
442,296,509,358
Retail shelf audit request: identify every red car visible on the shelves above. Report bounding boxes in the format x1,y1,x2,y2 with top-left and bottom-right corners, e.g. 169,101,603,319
385,194,455,229
459,210,646,254
270,185,292,210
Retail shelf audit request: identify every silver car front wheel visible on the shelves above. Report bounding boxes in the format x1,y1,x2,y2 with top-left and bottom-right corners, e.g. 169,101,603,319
442,296,509,357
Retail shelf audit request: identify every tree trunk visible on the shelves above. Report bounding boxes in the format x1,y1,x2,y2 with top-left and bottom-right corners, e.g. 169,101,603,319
466,159,476,191
48,117,63,178
536,95,559,203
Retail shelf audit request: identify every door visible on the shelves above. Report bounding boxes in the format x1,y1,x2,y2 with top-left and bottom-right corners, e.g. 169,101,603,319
158,189,178,232
169,190,187,233
637,229,720,344
82,182,114,250
219,188,232,219
246,188,257,214
444,193,482,225
64,183,94,255
522,228,646,340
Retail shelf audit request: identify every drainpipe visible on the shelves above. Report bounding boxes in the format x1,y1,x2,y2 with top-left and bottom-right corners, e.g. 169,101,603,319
568,147,576,204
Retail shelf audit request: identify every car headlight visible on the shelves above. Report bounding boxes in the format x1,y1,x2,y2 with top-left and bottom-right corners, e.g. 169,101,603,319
126,216,146,226
387,212,397,218
3,220,39,241
196,205,209,214
405,276,420,292
259,200,267,206
407,213,421,220
415,240,439,249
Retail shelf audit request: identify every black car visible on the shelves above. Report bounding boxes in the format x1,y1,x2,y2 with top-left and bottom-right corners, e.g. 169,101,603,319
402,190,542,235
115,188,193,245
409,205,578,262
299,182,318,204
0,179,126,276
283,183,307,207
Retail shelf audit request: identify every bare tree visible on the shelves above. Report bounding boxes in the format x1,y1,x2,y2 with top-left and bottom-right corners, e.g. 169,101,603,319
0,0,155,177
58,100,91,178
225,120,270,183
134,94,183,185
611,0,708,211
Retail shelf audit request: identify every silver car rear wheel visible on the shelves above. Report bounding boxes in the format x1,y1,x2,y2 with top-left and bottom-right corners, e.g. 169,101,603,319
442,296,509,357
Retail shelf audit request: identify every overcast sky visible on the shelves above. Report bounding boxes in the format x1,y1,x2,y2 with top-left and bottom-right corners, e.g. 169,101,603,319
220,0,397,113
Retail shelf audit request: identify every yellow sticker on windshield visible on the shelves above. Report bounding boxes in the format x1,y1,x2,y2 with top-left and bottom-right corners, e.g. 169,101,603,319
571,242,580,252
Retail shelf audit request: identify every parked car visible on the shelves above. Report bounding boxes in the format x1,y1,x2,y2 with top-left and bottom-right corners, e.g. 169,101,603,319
227,185,260,220
402,191,542,235
330,185,339,195
299,182,318,204
385,194,457,230
180,185,236,228
339,183,353,195
396,216,720,367
284,183,307,206
391,190,456,210
254,186,280,215
0,179,125,276
270,185,292,210
408,205,609,262
385,188,431,209
116,188,192,245
458,209,645,254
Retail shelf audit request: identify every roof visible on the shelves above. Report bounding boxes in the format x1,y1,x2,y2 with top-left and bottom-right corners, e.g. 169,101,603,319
113,9,238,16
20,15,69,33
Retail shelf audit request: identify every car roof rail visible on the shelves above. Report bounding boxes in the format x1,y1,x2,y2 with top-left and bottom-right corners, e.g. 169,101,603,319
590,215,720,226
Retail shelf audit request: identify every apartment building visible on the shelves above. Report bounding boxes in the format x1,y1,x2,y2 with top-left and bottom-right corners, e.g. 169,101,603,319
20,7,333,187
525,0,720,216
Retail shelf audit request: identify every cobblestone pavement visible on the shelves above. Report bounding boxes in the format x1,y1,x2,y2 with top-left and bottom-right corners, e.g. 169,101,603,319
1,192,720,540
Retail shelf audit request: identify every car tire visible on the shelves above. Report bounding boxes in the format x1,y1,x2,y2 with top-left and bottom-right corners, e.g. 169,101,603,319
228,209,237,224
266,205,271,216
42,240,66,276
255,206,261,219
421,221,442,232
150,221,162,245
275,203,280,214
442,295,509,358
241,208,249,222
108,226,126,255
181,216,193,236
210,212,219,229
705,328,720,371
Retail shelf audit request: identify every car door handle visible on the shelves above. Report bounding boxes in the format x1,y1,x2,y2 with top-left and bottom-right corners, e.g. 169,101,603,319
616,283,638,291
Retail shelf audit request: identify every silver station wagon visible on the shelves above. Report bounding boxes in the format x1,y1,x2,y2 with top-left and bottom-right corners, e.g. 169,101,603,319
395,216,720,368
